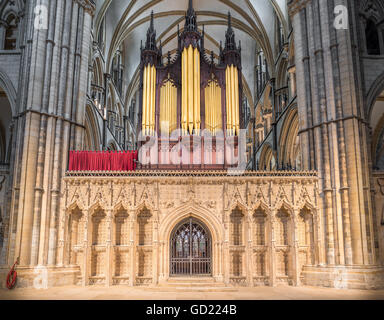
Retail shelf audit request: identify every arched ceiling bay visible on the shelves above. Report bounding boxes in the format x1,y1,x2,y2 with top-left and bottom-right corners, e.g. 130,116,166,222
94,0,288,104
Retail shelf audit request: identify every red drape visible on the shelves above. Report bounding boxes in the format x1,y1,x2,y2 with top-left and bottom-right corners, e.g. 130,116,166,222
68,150,138,171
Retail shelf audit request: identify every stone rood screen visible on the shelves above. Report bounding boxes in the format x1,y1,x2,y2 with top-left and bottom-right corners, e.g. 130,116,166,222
139,4,243,170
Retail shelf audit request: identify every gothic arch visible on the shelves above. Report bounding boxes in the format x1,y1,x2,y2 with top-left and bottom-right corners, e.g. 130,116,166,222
0,69,17,116
160,204,223,246
113,201,131,213
274,201,294,217
91,55,105,88
67,200,86,214
0,0,24,19
279,107,300,169
88,201,108,214
367,71,384,121
259,143,276,170
227,200,248,215
251,202,271,217
84,104,101,151
297,201,316,215
134,201,156,218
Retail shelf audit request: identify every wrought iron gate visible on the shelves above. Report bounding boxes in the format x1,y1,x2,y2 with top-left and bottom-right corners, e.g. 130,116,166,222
170,218,212,276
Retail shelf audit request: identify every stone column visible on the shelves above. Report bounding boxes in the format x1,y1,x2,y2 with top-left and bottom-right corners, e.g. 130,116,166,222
0,19,6,50
152,216,159,285
82,209,89,286
105,210,113,287
223,209,230,285
246,210,253,286
10,0,96,269
269,212,276,286
129,213,135,286
291,210,300,286
289,0,375,270
57,207,67,267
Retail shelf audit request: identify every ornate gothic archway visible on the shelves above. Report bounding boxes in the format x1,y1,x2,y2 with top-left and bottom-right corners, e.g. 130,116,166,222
170,217,212,276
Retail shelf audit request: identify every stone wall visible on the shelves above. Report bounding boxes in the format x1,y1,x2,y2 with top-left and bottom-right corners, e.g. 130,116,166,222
59,171,320,287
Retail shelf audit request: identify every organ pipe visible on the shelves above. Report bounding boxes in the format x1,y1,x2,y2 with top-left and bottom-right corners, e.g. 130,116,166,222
160,75,177,135
142,64,157,135
182,45,201,135
205,79,222,136
225,65,240,136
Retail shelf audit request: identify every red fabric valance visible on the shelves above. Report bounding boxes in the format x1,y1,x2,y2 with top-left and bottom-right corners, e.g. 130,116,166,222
68,151,138,171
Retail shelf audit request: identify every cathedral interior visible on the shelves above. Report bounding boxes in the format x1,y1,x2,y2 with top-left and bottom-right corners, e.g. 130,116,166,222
0,0,384,290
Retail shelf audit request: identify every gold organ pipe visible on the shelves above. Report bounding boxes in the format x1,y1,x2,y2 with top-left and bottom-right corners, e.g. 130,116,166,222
146,65,151,135
187,46,193,134
182,48,187,135
182,45,201,135
205,80,222,136
225,65,241,136
149,66,154,135
160,81,164,134
234,67,239,135
142,65,147,133
194,48,200,135
225,67,231,135
231,65,236,136
152,66,157,135
172,82,176,132
141,65,157,136
160,76,177,135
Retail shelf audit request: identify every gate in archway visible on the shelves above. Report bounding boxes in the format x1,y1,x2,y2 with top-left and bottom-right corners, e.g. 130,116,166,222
170,218,212,276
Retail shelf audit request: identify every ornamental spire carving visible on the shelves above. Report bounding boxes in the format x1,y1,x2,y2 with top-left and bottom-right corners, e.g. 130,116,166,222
185,0,197,32
145,11,157,51
225,12,237,51
220,12,241,68
141,11,162,66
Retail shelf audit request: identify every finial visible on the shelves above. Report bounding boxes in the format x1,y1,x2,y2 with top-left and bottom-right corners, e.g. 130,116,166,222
185,0,197,32
188,0,193,12
228,12,232,30
150,11,154,31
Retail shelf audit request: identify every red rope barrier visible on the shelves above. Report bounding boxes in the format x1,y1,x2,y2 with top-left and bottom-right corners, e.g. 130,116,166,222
68,151,138,171
6,259,18,290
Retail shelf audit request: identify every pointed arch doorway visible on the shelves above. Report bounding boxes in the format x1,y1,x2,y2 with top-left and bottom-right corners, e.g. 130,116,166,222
170,217,212,276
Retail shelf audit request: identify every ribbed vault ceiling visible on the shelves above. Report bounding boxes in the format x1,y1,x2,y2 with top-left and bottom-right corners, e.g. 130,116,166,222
94,0,288,105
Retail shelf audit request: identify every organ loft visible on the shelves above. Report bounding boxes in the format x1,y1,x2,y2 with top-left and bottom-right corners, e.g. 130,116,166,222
0,0,383,291
138,5,244,170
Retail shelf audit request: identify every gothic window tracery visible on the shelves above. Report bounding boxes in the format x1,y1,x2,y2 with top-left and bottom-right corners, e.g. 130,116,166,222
4,14,18,50
230,207,244,246
68,207,84,266
254,208,266,245
115,209,129,245
92,208,107,245
365,19,380,55
137,208,152,246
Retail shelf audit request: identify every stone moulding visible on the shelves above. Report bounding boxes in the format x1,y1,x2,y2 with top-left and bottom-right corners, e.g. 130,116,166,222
288,0,312,17
65,170,318,178
74,0,96,16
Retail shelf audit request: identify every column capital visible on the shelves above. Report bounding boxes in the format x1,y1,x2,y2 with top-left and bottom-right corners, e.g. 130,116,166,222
288,0,311,17
74,0,96,16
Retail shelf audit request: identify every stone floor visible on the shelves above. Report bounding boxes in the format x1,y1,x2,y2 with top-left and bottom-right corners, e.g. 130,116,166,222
1,285,384,300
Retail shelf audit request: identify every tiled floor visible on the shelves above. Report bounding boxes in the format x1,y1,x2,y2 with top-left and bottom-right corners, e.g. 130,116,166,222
1,285,384,300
